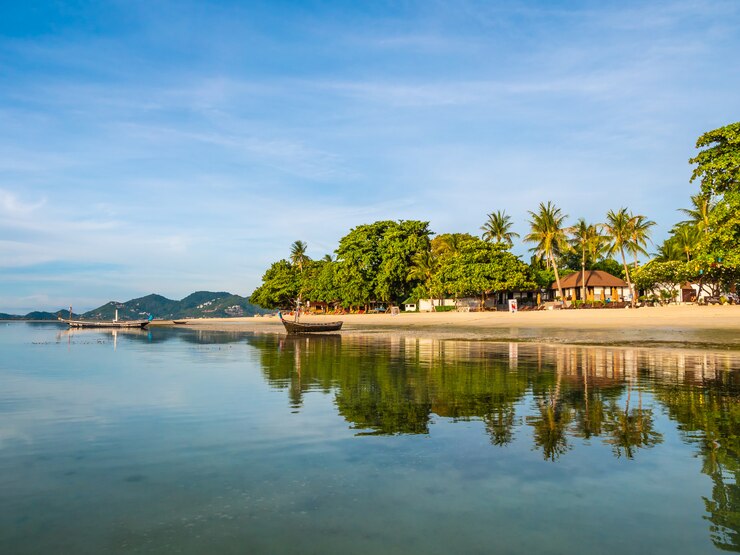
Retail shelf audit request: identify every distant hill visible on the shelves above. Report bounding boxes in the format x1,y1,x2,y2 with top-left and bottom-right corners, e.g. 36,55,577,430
0,309,81,321
0,292,267,321
82,291,268,320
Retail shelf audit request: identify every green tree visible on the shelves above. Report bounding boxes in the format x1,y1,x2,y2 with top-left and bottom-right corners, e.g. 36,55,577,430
290,240,310,272
568,219,605,301
689,122,740,277
525,201,569,301
628,214,656,270
250,260,299,309
334,220,432,308
433,236,535,303
677,194,714,233
407,249,438,305
690,121,740,197
604,208,638,307
481,210,519,247
673,225,702,262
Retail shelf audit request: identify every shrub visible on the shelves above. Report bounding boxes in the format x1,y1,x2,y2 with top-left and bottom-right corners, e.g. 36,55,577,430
435,305,456,312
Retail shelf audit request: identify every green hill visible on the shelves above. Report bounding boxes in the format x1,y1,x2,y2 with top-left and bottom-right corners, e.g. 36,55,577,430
82,291,268,320
0,310,81,321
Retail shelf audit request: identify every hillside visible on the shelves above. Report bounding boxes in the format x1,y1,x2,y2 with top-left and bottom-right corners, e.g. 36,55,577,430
0,310,81,321
82,291,268,320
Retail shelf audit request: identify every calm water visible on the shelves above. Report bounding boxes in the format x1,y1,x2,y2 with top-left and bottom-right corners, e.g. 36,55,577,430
1,323,738,554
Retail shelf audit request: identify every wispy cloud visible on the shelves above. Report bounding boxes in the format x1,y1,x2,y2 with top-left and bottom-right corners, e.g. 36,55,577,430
0,0,738,311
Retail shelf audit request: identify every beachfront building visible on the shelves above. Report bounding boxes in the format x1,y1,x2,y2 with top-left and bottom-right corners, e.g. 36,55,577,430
551,270,630,302
418,298,456,312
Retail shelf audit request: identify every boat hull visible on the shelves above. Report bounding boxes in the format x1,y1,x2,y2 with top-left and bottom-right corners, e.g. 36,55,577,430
280,319,343,334
62,319,150,329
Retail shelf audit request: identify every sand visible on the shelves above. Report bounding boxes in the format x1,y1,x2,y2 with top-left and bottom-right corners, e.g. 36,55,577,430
169,305,740,349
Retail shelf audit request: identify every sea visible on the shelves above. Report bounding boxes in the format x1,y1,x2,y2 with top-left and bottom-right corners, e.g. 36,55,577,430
1,322,738,554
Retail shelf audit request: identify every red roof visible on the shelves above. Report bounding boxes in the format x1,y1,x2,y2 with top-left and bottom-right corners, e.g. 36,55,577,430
551,270,627,289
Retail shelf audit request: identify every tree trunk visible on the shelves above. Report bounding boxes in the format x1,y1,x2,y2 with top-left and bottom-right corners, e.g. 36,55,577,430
551,252,564,302
581,248,587,302
619,248,635,308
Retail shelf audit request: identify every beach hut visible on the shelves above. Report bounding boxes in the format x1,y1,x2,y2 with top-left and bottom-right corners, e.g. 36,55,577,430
551,270,629,302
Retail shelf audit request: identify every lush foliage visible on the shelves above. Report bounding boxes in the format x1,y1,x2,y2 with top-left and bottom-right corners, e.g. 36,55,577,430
432,236,535,299
251,123,740,309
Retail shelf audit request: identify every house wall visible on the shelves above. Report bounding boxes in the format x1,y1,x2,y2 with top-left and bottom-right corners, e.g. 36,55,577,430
418,298,456,312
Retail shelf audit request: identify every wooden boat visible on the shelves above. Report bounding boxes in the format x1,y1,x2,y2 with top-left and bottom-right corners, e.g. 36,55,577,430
278,312,343,334
173,320,188,325
60,318,150,329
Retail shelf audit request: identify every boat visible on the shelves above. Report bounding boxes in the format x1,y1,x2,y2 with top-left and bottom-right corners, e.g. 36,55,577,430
173,320,188,325
59,306,150,329
278,312,343,334
60,319,150,329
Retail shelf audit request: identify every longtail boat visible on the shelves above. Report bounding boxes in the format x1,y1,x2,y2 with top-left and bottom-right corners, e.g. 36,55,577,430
278,312,343,334
60,318,150,329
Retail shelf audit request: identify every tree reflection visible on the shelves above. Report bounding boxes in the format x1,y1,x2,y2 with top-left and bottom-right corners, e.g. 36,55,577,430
651,372,740,552
603,386,662,459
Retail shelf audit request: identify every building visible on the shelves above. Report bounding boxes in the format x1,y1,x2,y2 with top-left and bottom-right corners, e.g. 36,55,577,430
551,270,630,302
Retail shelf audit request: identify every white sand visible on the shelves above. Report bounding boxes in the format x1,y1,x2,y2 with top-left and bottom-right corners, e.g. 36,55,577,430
172,305,740,348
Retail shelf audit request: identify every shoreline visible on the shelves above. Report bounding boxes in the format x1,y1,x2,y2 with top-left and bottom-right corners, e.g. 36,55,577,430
174,304,740,350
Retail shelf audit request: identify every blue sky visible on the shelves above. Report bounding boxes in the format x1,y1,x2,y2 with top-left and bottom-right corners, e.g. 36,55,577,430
1,0,739,313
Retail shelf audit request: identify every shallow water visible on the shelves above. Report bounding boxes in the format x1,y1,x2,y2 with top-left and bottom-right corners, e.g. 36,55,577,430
1,323,738,554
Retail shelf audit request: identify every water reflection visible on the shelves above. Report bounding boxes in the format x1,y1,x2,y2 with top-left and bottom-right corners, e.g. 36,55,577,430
252,335,740,551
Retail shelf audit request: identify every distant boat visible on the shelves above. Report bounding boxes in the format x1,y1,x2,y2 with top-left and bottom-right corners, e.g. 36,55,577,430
278,312,343,334
59,306,150,329
173,320,188,325
60,318,150,329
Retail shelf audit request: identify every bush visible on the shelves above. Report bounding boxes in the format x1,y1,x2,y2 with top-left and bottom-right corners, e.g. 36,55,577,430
435,305,456,312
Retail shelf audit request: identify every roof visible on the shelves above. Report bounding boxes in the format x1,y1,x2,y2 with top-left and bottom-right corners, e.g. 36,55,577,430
551,270,627,289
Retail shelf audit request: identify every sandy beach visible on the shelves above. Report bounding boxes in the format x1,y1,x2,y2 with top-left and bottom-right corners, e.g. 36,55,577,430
169,304,740,349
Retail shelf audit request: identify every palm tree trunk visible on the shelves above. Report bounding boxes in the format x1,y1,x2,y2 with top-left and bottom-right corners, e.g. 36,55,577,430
619,248,635,308
581,248,586,302
551,252,564,302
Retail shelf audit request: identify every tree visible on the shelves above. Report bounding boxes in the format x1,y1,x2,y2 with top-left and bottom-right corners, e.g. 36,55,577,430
673,225,702,262
568,219,605,301
300,259,338,304
525,202,569,301
250,260,299,309
433,236,535,303
335,221,392,308
407,249,438,305
633,260,690,300
334,220,432,308
481,210,519,247
628,214,656,270
604,208,638,307
677,194,714,233
290,240,310,272
375,220,432,304
689,121,740,197
689,123,740,279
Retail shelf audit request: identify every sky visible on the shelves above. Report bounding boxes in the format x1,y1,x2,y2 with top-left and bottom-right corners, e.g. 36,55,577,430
1,0,739,313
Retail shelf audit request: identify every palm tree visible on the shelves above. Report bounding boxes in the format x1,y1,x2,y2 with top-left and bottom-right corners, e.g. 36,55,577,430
290,240,310,272
407,249,437,304
481,210,519,246
654,238,682,262
604,208,637,307
677,194,713,233
674,225,702,261
628,214,656,270
525,202,569,302
568,219,604,301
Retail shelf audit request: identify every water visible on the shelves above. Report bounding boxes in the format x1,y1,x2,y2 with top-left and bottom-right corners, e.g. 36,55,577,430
1,323,738,554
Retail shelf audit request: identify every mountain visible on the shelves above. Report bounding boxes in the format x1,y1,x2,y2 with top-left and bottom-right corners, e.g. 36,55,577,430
81,291,268,320
0,310,81,321
0,292,267,321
